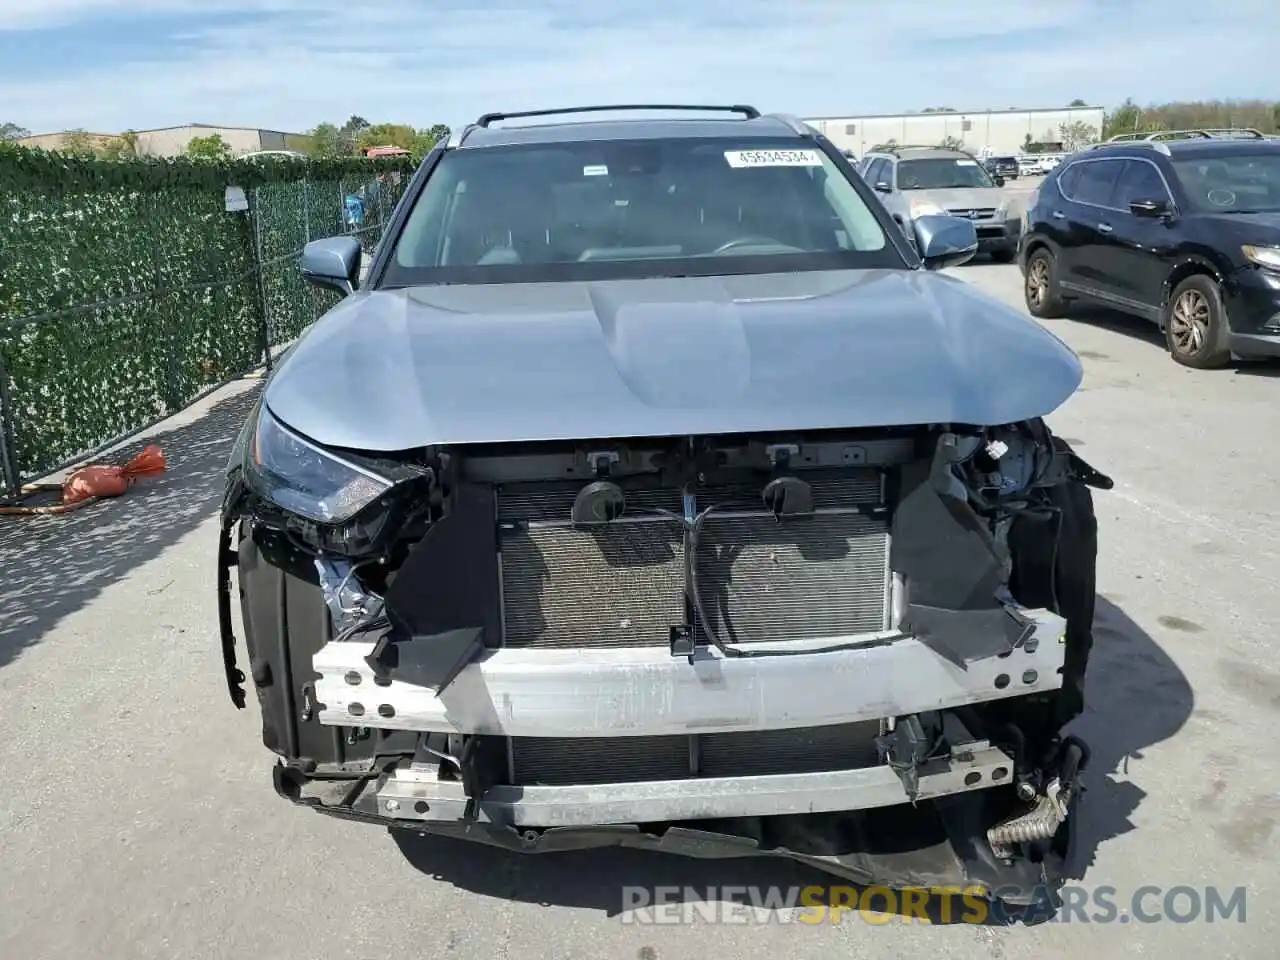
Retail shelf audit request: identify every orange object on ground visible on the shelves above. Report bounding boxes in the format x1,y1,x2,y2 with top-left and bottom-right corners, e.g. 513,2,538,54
0,444,167,516
63,444,167,503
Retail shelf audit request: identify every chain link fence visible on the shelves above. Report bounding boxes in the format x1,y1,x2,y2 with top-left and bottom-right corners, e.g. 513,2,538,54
0,146,414,497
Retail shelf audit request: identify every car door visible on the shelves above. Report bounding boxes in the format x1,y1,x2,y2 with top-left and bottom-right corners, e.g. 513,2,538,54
1054,157,1126,294
1098,158,1180,316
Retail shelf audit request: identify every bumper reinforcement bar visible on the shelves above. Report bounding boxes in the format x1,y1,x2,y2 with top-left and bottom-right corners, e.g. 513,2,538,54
311,609,1067,738
373,743,1016,828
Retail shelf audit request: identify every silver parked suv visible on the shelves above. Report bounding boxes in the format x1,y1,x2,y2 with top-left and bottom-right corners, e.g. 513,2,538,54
859,146,1023,262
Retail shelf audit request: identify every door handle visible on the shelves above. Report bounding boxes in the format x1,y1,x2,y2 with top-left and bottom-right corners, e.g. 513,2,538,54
1051,211,1066,219
1098,223,1113,233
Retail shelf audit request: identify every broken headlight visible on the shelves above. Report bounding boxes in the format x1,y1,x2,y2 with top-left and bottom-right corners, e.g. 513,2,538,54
243,405,392,524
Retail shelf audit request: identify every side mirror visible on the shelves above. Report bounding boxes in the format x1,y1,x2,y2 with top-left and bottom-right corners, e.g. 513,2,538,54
994,175,1006,187
913,214,979,270
874,180,892,193
301,236,363,297
1129,198,1171,219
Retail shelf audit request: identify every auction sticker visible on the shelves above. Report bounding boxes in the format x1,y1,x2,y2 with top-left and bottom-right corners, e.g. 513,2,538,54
724,149,822,168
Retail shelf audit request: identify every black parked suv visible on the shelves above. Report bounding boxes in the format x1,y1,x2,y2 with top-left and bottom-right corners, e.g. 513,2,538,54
1018,134,1280,368
985,156,1019,180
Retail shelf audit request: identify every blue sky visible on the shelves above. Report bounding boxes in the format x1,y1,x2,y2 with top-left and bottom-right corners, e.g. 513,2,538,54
0,0,1275,135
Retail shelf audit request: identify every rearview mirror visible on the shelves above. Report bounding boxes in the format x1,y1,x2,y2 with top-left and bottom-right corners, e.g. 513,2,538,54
301,236,363,297
874,181,892,193
913,215,979,270
1129,198,1171,219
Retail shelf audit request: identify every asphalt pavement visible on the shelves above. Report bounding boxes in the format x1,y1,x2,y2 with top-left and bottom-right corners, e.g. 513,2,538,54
2,230,1279,958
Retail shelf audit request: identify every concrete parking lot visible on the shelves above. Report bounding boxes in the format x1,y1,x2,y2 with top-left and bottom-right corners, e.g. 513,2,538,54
1,248,1278,958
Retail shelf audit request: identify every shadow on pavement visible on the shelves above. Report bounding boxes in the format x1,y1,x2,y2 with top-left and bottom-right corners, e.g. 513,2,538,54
393,596,1192,925
1064,304,1168,350
0,384,260,671
1065,304,1280,375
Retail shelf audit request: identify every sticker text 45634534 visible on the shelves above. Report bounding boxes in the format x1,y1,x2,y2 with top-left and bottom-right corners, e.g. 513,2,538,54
723,149,823,168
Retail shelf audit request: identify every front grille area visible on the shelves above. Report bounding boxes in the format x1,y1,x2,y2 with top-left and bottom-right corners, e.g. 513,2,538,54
946,207,997,221
510,721,883,786
497,471,889,650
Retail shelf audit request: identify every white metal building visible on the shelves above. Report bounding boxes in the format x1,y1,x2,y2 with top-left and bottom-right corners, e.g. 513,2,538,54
17,123,309,158
805,106,1107,158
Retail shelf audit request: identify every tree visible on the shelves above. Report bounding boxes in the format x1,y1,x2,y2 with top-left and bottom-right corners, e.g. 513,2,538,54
1069,98,1088,107
410,124,450,156
60,129,98,155
1103,98,1142,139
1101,97,1280,138
101,130,139,160
303,117,451,158
185,133,232,160
338,115,370,154
0,121,29,141
1058,120,1098,151
305,122,343,158
356,122,416,152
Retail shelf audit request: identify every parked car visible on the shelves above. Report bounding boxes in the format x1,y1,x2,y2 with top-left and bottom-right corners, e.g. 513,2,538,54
217,103,1109,904
985,155,1019,180
1017,156,1044,177
1019,134,1280,368
859,145,1024,262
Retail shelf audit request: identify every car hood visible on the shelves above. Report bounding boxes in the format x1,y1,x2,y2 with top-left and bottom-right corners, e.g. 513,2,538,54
906,187,1009,211
1203,210,1280,238
264,269,1082,451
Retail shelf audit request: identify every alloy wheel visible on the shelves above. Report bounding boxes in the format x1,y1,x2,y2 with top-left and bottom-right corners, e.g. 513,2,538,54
1169,289,1210,355
1026,258,1049,309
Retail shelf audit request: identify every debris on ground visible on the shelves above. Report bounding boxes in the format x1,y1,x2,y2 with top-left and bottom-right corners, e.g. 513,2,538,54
0,444,167,517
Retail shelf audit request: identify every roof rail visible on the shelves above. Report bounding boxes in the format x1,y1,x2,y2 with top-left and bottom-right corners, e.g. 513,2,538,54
1107,127,1267,143
1200,127,1266,139
1087,140,1172,156
472,104,760,127
868,144,953,156
1106,129,1210,142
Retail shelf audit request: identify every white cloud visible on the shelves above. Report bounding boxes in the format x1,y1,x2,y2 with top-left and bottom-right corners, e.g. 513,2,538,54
0,0,1275,134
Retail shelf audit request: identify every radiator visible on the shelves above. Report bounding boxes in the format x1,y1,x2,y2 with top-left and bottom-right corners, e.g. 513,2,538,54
509,722,884,786
497,471,889,650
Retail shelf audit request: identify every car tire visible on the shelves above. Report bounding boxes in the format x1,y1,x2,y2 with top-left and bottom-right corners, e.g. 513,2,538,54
989,245,1017,264
1165,275,1231,369
1024,248,1066,318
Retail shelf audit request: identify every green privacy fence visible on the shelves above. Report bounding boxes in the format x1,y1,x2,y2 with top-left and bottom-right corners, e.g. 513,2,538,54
0,145,415,496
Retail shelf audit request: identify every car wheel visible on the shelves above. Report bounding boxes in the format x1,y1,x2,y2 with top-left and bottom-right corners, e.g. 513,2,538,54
1165,275,1230,369
990,246,1017,264
1024,249,1066,318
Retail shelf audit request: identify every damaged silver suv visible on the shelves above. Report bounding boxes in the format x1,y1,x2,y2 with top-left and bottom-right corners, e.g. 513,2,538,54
217,104,1112,905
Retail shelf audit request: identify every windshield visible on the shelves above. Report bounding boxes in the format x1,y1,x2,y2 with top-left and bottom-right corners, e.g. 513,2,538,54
896,157,997,190
1171,152,1280,213
383,137,903,285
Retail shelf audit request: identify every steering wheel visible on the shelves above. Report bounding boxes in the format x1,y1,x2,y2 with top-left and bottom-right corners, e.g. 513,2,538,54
711,235,798,254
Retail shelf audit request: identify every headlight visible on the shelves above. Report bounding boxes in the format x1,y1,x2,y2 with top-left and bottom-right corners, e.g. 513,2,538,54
244,405,392,524
910,202,944,219
1242,245,1280,271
